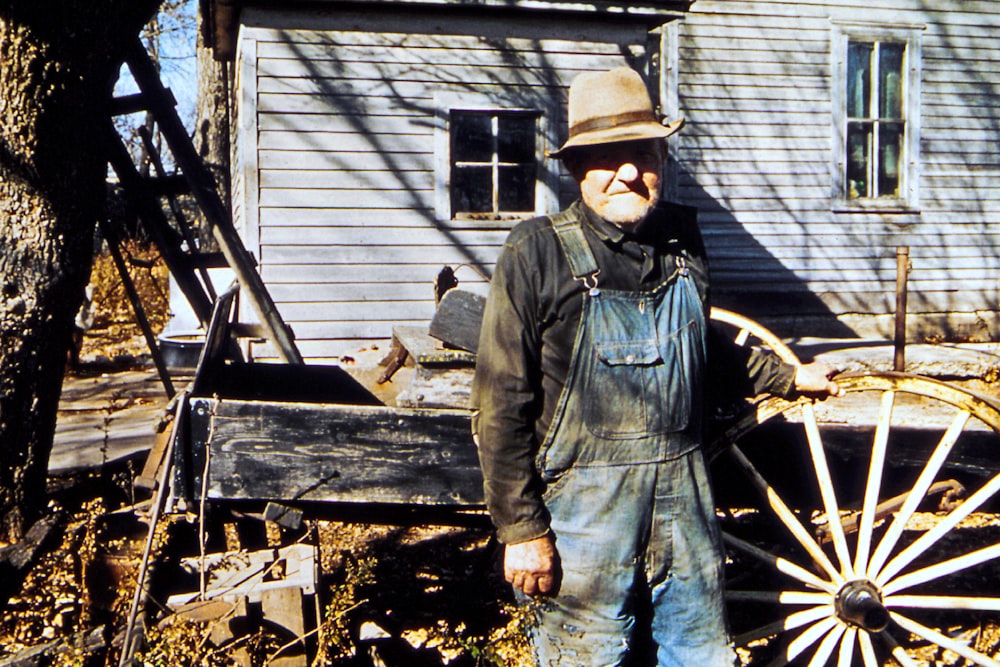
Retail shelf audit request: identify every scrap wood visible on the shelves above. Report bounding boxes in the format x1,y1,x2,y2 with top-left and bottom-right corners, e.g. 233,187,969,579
0,511,66,610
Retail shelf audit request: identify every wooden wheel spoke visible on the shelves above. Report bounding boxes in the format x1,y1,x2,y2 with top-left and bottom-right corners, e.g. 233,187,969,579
727,590,831,606
836,627,858,667
858,631,879,667
769,616,839,667
890,612,1000,666
732,605,835,646
802,402,853,577
867,409,971,579
723,532,837,592
807,623,847,667
853,391,895,574
874,629,920,667
727,444,844,583
876,468,1000,585
882,542,1000,596
885,594,1000,612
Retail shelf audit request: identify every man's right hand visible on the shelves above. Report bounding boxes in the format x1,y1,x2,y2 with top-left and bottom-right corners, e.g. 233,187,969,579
505,533,560,596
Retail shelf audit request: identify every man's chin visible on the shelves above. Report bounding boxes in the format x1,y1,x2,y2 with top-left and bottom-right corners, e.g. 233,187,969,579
601,201,656,229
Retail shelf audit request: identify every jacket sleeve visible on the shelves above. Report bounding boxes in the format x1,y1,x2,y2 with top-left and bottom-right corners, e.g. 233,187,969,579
470,241,551,545
706,322,796,406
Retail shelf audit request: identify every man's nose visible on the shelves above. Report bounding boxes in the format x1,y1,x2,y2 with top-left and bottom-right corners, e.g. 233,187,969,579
616,162,640,182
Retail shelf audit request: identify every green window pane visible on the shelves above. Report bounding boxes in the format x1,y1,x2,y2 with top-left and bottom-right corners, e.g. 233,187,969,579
878,123,903,198
847,42,873,118
846,122,871,199
451,166,493,213
499,164,535,211
879,43,905,120
451,113,493,162
498,115,535,163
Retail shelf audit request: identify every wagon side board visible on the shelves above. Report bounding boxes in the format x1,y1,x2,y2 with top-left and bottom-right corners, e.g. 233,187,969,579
174,396,484,507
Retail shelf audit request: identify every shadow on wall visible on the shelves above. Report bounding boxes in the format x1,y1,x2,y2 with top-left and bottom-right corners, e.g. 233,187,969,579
677,166,859,341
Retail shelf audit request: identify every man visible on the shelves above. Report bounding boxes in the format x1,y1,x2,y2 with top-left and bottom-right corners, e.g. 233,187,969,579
471,67,840,666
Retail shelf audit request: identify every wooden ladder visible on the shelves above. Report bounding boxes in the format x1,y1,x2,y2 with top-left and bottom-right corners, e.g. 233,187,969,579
107,38,303,368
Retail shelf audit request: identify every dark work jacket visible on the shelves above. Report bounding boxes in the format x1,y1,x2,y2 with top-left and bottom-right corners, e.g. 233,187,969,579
470,199,795,545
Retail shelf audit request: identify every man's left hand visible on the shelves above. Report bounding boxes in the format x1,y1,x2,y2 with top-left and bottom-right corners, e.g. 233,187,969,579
794,361,841,397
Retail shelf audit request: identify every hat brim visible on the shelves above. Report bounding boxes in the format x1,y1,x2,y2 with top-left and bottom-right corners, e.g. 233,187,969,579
548,117,685,159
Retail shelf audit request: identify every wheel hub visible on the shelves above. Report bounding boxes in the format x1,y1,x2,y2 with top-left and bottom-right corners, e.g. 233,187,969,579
835,580,889,632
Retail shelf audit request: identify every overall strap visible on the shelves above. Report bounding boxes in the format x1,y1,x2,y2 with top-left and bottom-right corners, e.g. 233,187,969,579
549,210,601,291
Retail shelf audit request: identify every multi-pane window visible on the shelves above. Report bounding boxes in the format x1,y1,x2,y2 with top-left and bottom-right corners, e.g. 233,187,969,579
449,110,538,220
832,23,921,211
845,40,906,200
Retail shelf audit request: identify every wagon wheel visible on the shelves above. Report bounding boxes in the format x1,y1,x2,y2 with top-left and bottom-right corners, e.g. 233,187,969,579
714,370,1000,665
710,307,800,366
707,311,1000,664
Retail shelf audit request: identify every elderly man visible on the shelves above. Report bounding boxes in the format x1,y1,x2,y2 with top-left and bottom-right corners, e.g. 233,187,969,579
471,67,839,666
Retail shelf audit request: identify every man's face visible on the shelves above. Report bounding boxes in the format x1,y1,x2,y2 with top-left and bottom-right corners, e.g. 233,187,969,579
566,140,663,232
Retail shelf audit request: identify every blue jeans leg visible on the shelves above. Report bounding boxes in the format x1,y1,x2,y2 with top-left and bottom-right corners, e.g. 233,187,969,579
648,453,735,667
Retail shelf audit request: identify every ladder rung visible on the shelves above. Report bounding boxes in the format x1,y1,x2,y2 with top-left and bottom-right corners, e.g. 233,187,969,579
188,252,229,270
110,87,178,117
145,174,190,197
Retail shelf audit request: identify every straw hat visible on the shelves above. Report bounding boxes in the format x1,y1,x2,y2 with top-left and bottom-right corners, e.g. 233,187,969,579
548,67,684,159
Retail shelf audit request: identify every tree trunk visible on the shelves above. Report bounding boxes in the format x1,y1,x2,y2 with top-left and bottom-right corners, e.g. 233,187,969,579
194,1,231,253
0,0,159,542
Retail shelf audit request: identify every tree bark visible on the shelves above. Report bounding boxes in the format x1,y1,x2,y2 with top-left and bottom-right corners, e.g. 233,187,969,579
0,0,159,542
194,0,231,253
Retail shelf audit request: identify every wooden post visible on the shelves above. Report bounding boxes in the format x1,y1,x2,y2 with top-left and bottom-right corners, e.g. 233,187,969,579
894,247,910,372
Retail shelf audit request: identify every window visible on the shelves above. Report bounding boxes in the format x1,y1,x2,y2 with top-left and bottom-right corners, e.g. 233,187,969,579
449,110,538,220
832,23,922,211
434,92,558,227
846,41,905,199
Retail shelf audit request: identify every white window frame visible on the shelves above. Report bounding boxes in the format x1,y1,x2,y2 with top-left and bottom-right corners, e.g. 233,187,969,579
434,91,559,227
831,21,923,213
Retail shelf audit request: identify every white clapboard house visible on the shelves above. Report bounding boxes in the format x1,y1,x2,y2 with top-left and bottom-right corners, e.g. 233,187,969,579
202,0,1000,360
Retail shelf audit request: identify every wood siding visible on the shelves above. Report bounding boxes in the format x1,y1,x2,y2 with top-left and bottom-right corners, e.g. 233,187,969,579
234,8,661,358
232,1,1000,356
676,1,1000,339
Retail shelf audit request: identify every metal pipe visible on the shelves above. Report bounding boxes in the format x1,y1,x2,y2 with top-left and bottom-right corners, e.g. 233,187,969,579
894,247,910,372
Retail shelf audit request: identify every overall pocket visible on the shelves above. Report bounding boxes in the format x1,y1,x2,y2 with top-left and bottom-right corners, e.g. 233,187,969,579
583,319,697,439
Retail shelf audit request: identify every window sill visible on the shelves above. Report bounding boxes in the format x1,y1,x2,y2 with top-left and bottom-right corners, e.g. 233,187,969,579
832,198,920,215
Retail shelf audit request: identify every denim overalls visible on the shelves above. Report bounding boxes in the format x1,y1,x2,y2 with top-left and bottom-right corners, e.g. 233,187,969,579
530,213,735,666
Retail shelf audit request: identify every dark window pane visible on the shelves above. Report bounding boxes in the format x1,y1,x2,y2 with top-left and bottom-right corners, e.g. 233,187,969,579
879,43,905,119
878,122,903,197
846,122,871,199
451,113,493,163
451,166,493,213
847,42,873,119
498,115,536,163
499,164,535,211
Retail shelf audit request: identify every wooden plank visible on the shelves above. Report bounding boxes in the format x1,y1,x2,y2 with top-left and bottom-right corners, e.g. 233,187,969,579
393,325,476,365
259,149,430,173
258,131,432,154
255,33,635,58
261,587,307,667
259,206,436,227
428,290,486,354
203,399,482,505
259,187,432,209
260,226,507,247
244,12,650,46
261,263,490,287
257,57,625,85
261,243,499,267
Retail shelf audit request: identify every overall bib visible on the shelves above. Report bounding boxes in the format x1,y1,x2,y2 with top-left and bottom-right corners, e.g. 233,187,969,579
530,214,734,667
